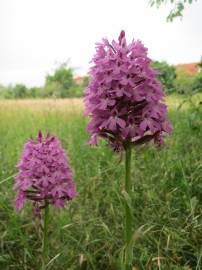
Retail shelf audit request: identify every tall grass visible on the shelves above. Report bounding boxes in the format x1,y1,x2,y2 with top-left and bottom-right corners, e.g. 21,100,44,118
0,96,201,269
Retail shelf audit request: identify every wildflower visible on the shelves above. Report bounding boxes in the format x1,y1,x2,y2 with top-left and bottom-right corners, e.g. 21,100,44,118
84,31,173,270
14,131,77,212
84,31,172,151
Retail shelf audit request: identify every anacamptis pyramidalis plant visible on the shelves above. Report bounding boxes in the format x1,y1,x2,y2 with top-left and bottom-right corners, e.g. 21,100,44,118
14,131,78,270
84,31,172,270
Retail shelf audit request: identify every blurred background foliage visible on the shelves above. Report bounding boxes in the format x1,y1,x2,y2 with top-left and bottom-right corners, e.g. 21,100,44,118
149,0,199,22
0,60,201,99
0,63,89,99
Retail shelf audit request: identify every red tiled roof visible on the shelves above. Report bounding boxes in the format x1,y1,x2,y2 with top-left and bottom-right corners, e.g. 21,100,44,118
175,63,200,74
74,76,85,85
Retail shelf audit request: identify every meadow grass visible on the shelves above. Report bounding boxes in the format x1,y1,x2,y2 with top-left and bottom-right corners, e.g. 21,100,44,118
0,95,201,270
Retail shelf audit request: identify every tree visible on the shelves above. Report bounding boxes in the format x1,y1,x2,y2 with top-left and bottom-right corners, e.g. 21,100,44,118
27,87,40,98
41,82,62,98
173,70,196,94
152,61,176,92
149,0,198,21
45,64,74,97
82,76,90,88
194,72,202,93
13,84,27,98
197,56,202,70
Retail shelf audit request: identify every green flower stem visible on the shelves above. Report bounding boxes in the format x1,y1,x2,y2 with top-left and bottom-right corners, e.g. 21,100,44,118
42,201,49,270
124,145,133,270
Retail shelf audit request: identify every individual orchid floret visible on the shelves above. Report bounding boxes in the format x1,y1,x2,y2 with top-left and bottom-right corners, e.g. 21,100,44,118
14,131,78,213
84,31,172,151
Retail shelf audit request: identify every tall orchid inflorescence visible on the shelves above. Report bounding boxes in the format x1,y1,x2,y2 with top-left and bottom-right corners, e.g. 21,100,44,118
84,31,172,270
14,131,77,214
84,31,172,152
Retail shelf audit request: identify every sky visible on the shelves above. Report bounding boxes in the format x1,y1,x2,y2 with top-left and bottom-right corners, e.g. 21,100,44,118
0,0,202,87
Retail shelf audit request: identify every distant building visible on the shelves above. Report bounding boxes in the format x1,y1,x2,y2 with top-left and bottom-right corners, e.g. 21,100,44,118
74,76,85,85
175,63,200,75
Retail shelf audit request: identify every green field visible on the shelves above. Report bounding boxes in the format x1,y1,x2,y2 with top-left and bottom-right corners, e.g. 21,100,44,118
0,96,201,270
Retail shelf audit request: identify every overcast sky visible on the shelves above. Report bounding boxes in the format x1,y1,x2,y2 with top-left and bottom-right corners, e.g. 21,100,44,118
0,0,201,87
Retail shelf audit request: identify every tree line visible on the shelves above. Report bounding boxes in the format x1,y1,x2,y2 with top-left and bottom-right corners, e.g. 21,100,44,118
0,61,202,99
0,64,89,99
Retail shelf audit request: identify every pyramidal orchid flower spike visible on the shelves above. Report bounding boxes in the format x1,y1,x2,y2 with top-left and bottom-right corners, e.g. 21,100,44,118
84,31,172,270
84,30,172,152
14,131,77,213
14,131,78,270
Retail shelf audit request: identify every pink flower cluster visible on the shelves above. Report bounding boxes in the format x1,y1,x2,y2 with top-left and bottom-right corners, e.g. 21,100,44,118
84,31,172,151
14,131,77,214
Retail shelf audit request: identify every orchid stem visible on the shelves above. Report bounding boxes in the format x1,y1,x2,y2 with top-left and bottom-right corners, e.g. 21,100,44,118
42,201,49,270
124,145,133,270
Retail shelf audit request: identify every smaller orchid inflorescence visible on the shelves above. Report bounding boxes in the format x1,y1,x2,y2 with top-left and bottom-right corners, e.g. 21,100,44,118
84,31,172,151
14,131,77,215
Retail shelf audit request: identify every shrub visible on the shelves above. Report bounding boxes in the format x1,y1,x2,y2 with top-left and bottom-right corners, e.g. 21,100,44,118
44,64,75,98
193,71,202,93
174,71,201,95
152,61,176,93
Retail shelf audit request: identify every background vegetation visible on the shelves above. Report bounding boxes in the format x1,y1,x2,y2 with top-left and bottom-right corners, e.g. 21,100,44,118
150,0,199,22
0,63,89,99
1,61,201,100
